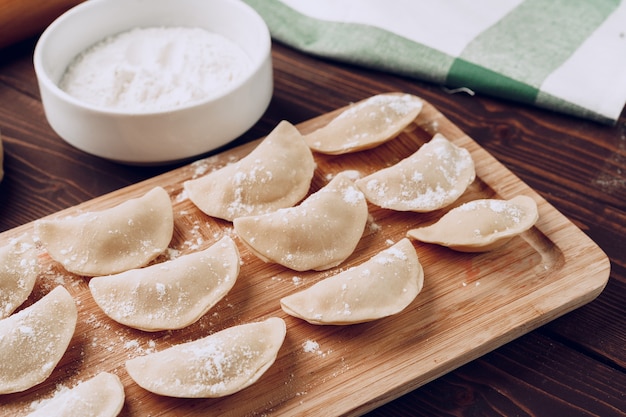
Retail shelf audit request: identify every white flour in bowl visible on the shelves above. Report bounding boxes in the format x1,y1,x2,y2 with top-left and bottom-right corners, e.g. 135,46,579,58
59,27,252,112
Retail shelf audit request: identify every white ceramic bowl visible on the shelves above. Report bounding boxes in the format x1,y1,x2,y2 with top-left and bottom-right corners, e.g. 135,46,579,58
34,0,273,165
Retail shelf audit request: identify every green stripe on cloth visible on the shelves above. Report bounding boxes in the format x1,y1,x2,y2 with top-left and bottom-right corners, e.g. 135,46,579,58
447,59,538,105
244,0,625,124
243,0,455,83
446,0,620,104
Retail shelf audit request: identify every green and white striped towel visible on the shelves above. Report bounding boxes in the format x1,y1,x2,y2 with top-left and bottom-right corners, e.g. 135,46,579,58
243,0,626,124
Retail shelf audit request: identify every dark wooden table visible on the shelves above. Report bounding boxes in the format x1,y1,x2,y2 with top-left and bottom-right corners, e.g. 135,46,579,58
1,33,625,417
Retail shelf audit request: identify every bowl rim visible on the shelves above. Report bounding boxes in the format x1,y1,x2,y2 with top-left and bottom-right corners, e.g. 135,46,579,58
33,0,272,117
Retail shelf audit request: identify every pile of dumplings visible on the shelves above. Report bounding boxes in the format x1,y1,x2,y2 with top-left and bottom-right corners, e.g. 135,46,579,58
0,93,539,415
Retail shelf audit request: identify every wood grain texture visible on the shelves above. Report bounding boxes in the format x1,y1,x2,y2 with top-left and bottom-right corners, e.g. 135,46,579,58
0,37,625,416
368,331,626,417
0,0,84,49
0,99,610,416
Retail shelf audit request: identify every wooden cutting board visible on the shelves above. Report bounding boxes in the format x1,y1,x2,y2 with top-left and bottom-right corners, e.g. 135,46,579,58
1,98,610,416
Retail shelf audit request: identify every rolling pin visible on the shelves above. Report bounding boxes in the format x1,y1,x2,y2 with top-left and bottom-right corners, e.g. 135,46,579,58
0,0,84,49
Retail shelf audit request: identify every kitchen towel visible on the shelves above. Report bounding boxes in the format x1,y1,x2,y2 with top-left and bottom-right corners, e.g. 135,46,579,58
244,0,626,124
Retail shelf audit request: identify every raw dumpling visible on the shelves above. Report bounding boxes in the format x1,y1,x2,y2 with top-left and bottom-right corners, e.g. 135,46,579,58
26,372,125,417
0,286,77,394
281,238,424,325
125,317,286,398
234,172,368,271
304,93,423,154
185,121,315,221
35,186,174,276
356,133,475,212
407,195,539,252
89,236,240,332
0,235,39,319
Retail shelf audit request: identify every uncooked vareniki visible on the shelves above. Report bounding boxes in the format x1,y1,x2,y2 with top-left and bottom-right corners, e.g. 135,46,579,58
89,236,240,332
0,286,77,394
26,372,125,417
356,133,475,212
125,317,286,398
35,186,173,276
234,172,369,271
281,238,424,325
0,234,39,319
407,195,539,252
304,93,423,154
185,120,315,221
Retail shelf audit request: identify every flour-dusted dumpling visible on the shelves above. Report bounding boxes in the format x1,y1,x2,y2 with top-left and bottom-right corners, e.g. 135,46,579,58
356,133,475,212
234,172,369,271
26,372,125,417
89,236,240,332
0,235,39,319
304,93,423,154
0,286,77,394
185,121,315,221
125,317,286,398
281,238,424,325
35,187,174,276
407,195,539,252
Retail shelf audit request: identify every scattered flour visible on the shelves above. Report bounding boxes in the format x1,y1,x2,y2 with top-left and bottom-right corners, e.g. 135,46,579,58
302,339,332,357
302,339,320,353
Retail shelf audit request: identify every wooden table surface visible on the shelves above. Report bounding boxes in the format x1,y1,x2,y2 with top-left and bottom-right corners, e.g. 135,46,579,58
1,32,625,417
